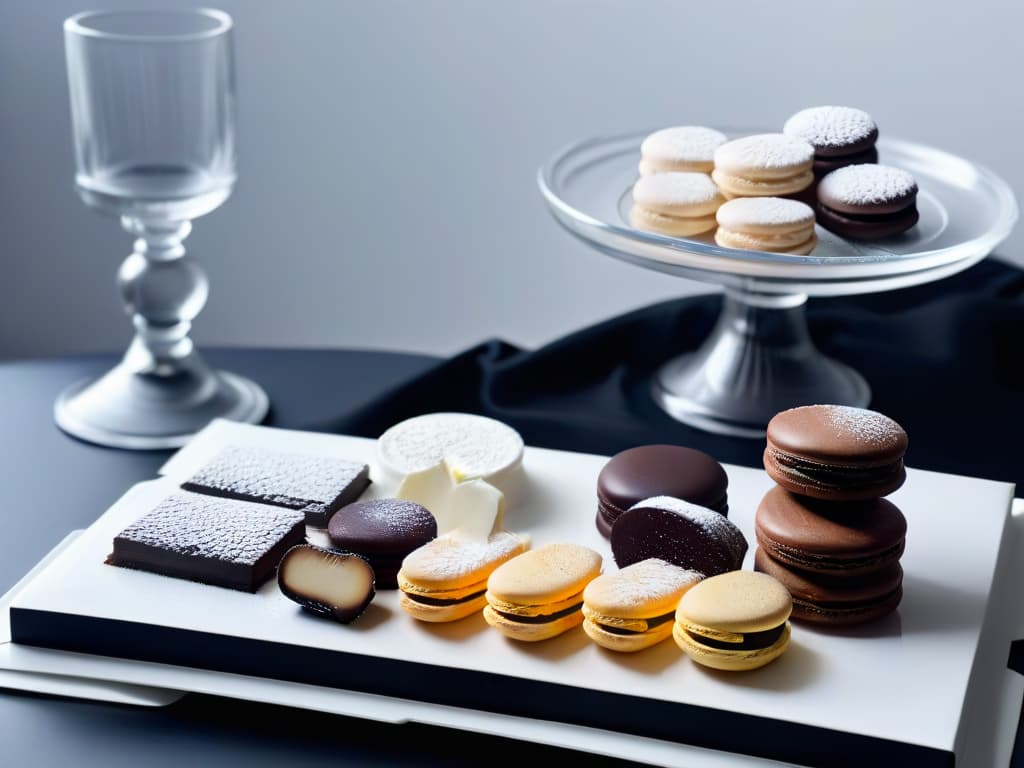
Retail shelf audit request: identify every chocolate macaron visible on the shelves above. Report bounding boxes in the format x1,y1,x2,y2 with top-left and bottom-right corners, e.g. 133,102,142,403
327,498,437,589
783,105,879,179
754,547,903,626
754,484,907,576
611,496,747,577
816,164,919,240
595,444,728,538
764,405,908,501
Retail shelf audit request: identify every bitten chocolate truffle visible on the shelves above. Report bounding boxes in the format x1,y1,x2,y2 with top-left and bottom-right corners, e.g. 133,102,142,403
108,492,305,592
278,544,375,624
181,444,371,528
595,444,728,539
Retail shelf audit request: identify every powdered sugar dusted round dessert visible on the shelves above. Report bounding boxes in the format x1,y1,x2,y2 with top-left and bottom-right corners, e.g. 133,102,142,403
632,172,724,216
377,412,524,492
817,164,918,211
783,106,878,156
584,557,703,611
611,495,748,576
639,125,728,174
714,133,815,177
716,196,815,232
400,530,527,584
822,405,907,450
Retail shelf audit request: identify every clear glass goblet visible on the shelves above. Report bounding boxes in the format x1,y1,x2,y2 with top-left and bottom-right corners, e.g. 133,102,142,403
55,8,268,449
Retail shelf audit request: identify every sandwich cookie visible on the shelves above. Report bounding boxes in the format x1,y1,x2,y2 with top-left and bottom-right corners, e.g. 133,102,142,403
638,125,728,175
582,558,703,652
629,172,725,237
714,197,817,255
712,133,815,199
277,544,376,624
816,164,919,240
674,570,792,671
327,498,437,589
376,413,524,499
610,496,747,577
398,529,530,622
783,106,879,178
484,543,603,642
754,484,907,576
764,404,909,501
596,444,728,539
754,547,903,625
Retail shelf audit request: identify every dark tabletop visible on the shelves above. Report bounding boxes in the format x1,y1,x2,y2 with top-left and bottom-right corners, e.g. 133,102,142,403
0,348,660,768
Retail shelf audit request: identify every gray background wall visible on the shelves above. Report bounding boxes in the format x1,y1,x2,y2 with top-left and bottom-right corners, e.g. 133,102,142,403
1,0,1020,360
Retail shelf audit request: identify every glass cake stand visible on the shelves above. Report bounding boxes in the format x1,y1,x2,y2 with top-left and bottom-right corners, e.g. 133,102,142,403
538,130,1018,437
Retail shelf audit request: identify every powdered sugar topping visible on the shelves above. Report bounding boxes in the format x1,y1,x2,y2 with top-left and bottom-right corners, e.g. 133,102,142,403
587,558,703,608
822,405,906,448
818,164,917,206
783,106,877,151
716,196,815,229
641,125,728,164
633,172,723,208
630,496,747,559
714,133,814,172
401,530,526,582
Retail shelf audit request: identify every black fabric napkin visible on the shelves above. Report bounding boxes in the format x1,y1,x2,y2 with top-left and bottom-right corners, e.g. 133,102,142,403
332,256,1024,494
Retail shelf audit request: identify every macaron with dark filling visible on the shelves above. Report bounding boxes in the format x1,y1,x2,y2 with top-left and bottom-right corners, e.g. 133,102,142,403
327,498,437,589
754,547,903,626
611,496,747,576
754,484,907,575
816,164,919,240
783,105,879,179
764,404,909,501
595,444,729,538
673,570,792,671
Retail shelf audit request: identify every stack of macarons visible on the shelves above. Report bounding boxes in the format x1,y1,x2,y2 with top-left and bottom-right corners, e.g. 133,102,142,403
755,404,909,626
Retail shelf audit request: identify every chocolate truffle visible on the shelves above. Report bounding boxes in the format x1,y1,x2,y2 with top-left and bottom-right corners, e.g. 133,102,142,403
278,544,376,624
327,498,437,589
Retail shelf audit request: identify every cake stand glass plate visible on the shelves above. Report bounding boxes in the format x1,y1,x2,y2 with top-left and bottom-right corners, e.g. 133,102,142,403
538,130,1018,437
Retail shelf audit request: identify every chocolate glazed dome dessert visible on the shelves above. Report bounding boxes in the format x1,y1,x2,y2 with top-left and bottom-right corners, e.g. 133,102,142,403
595,444,728,538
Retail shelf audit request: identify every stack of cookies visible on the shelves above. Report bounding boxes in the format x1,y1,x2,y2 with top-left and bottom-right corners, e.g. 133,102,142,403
754,404,909,626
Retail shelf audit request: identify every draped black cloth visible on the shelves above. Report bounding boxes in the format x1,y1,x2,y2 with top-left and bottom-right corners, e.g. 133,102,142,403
333,256,1024,495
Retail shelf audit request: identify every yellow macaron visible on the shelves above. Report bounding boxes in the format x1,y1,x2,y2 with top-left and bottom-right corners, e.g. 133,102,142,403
673,570,793,671
398,529,529,622
712,133,815,199
629,172,725,237
582,558,703,652
484,542,603,641
715,197,818,255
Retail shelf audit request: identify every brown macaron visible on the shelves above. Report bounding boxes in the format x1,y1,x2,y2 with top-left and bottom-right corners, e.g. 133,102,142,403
595,444,729,539
764,404,908,501
754,547,903,626
816,164,919,240
754,484,907,576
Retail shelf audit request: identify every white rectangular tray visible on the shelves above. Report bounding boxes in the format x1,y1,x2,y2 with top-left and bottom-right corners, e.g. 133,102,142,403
6,420,1023,767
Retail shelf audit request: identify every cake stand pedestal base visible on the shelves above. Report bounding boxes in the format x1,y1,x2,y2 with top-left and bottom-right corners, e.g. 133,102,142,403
651,289,870,438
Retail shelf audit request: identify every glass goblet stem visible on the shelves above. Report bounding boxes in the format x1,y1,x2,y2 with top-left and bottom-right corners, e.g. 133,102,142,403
117,217,209,378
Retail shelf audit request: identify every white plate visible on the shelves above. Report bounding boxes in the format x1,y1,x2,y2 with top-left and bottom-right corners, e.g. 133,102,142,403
6,420,1023,767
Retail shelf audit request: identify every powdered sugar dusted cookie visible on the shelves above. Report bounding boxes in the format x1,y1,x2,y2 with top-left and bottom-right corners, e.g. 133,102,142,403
712,133,815,198
582,558,703,652
817,164,919,240
783,105,880,177
398,529,530,622
630,172,724,237
715,196,817,254
639,125,728,175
